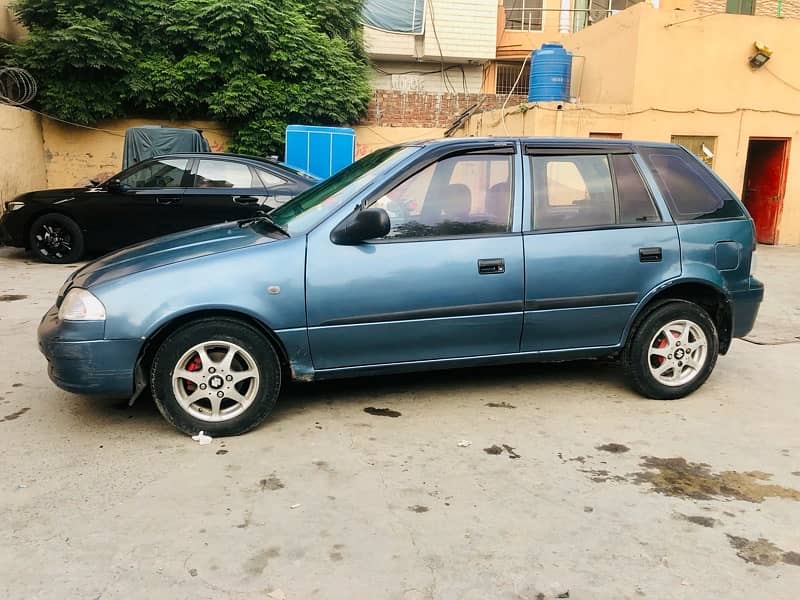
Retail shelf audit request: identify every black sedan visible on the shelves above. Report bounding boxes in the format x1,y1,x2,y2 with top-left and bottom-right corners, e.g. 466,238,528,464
0,153,319,263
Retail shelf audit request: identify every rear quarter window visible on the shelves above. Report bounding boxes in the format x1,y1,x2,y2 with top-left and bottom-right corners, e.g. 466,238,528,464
638,147,744,221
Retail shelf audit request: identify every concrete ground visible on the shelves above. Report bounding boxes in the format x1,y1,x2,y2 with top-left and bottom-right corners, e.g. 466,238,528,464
1,245,799,600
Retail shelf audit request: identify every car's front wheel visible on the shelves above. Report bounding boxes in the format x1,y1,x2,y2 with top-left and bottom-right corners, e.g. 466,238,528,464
150,318,282,436
624,301,719,400
29,213,85,263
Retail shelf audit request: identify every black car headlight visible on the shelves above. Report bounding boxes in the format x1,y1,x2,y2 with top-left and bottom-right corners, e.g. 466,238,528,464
3,201,25,214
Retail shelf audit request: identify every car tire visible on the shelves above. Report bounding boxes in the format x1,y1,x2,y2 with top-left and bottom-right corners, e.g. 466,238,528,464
150,317,282,436
29,213,85,263
624,301,719,400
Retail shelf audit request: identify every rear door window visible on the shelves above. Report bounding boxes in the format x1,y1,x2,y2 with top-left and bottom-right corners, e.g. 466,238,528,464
638,146,743,221
194,160,258,189
530,154,616,230
612,154,660,224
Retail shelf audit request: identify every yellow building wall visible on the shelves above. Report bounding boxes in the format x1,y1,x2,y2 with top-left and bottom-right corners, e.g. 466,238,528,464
352,125,446,158
0,0,25,42
462,101,800,244
0,105,47,204
41,118,231,189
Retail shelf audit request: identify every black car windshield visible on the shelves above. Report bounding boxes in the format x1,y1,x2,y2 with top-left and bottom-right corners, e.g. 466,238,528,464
269,146,416,234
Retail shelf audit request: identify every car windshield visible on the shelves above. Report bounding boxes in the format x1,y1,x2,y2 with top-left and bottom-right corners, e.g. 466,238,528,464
269,146,417,234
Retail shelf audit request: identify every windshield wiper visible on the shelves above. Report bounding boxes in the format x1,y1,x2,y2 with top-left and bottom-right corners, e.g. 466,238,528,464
238,214,290,237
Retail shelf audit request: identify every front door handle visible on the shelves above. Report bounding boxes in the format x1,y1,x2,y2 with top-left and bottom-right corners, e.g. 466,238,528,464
156,196,181,206
478,258,505,274
639,247,662,263
233,195,259,205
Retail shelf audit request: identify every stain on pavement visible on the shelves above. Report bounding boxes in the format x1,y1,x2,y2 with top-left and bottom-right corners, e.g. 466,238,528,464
1,407,30,422
632,457,800,502
260,475,285,491
596,443,629,454
727,535,800,567
0,295,27,302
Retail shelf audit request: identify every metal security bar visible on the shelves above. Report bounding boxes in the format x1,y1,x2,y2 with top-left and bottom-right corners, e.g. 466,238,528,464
496,62,531,95
503,0,642,33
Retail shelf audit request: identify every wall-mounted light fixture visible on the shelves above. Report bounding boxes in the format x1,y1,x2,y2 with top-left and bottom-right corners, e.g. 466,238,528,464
749,41,773,69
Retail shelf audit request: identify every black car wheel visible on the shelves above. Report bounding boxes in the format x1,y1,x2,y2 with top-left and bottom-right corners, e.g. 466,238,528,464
29,214,85,263
150,317,283,436
624,301,719,400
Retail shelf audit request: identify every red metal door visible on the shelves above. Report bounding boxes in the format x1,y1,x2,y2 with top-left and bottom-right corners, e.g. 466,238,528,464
743,139,790,245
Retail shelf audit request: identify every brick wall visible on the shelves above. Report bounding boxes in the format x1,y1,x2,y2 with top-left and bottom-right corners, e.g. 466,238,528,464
360,90,527,128
693,0,800,18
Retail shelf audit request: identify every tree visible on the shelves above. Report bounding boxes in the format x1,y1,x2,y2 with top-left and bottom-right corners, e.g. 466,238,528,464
10,0,371,156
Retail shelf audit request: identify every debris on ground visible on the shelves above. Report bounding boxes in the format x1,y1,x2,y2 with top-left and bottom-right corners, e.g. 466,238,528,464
267,590,286,600
290,503,301,509
483,444,521,459
363,407,401,418
191,431,212,445
485,401,516,409
457,440,472,447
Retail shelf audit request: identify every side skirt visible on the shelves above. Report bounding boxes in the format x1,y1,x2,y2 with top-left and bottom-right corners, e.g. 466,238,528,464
311,345,622,381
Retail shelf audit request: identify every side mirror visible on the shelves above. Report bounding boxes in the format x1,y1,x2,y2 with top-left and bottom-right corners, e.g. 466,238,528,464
330,207,391,245
106,179,130,194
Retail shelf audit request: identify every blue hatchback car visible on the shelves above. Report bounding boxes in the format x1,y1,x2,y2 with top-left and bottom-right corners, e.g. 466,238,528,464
38,138,764,436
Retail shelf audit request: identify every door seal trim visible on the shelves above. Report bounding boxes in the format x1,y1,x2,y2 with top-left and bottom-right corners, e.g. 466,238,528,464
317,301,524,327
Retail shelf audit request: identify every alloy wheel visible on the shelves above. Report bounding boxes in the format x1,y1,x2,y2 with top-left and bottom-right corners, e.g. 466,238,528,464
647,319,709,387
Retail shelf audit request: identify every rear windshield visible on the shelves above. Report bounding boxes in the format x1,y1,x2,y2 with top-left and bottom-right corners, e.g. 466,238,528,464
638,146,744,221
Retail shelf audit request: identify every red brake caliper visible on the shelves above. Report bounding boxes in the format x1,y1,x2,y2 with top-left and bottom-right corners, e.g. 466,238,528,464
655,331,680,366
183,354,203,394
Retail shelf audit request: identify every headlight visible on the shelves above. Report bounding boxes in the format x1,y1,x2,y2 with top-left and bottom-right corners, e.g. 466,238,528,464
58,288,106,321
4,201,25,213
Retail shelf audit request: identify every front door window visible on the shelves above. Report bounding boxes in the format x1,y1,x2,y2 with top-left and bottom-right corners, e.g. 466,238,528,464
119,159,189,189
371,154,513,239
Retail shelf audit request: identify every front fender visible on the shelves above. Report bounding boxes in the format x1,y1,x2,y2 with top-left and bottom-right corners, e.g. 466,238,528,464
93,237,308,340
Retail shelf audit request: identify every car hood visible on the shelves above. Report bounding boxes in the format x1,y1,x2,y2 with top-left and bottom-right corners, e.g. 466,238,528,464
19,188,89,204
69,222,277,289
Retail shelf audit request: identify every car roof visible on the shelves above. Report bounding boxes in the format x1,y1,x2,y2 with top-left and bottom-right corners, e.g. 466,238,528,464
403,137,680,151
148,153,319,181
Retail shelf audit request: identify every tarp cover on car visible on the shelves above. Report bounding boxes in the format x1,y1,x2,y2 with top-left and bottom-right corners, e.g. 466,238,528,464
361,0,425,34
122,126,211,169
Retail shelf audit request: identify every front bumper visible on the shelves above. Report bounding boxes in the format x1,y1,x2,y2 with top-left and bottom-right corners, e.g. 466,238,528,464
0,211,26,247
38,305,141,397
731,277,765,338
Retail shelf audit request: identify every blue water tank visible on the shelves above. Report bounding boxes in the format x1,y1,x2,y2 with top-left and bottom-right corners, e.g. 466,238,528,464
285,125,356,180
528,43,573,102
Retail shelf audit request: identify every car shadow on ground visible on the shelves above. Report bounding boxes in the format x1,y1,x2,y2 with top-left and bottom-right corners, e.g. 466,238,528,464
62,358,630,436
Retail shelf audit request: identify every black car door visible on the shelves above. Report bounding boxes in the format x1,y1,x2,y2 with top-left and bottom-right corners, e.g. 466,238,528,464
252,166,295,209
80,158,191,251
176,158,268,231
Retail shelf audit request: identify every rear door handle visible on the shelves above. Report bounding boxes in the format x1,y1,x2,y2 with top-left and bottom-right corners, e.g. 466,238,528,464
478,258,505,274
639,247,662,262
156,196,181,206
233,195,259,205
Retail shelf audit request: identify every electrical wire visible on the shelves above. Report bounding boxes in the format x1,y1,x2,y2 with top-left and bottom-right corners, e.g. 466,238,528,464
426,0,456,94
764,65,800,93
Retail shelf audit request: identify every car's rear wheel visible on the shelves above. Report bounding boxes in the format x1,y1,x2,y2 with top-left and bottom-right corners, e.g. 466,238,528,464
29,213,84,263
150,318,282,436
624,301,719,400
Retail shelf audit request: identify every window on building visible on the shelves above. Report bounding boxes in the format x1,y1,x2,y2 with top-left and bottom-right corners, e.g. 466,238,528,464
574,0,644,32
496,62,530,96
589,132,623,139
670,135,717,168
726,0,755,15
504,0,544,32
530,154,616,230
370,154,513,239
638,146,744,221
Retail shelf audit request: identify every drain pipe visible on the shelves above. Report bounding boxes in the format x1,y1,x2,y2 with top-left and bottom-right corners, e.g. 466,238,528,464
559,0,571,33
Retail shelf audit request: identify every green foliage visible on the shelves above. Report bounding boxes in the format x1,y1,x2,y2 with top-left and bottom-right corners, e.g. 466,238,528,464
11,0,371,156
